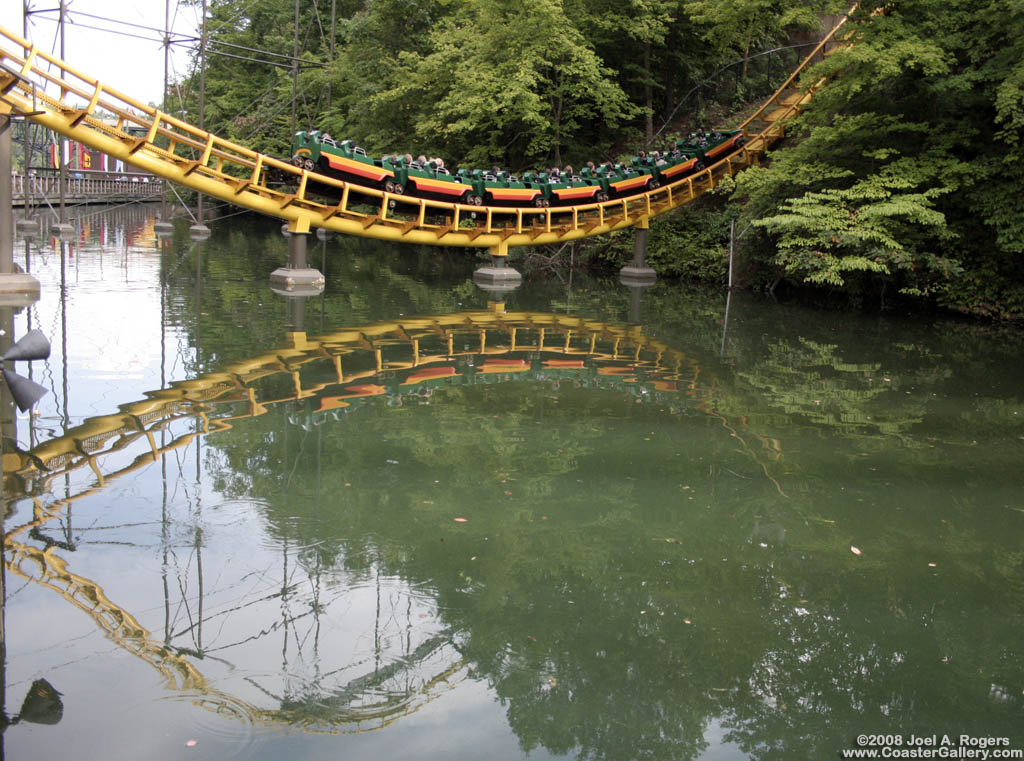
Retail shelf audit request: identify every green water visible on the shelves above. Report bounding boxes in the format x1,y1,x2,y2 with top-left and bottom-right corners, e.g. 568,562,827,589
2,207,1022,760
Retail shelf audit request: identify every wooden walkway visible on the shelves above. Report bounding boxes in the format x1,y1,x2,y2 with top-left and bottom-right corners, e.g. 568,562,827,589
10,171,162,207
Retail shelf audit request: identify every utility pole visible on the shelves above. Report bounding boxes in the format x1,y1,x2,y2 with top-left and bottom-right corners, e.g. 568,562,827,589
328,0,336,112
197,0,207,225
20,3,33,228
190,0,210,237
155,0,173,234
291,0,299,137
54,0,72,235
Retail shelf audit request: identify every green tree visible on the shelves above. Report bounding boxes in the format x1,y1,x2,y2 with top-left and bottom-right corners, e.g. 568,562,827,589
731,0,1024,316
381,0,638,169
683,0,832,79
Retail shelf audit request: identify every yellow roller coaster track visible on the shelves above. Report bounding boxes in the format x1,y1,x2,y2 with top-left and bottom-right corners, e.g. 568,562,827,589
0,12,851,255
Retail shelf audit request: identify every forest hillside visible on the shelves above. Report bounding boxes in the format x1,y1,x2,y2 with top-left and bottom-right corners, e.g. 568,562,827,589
172,0,1024,319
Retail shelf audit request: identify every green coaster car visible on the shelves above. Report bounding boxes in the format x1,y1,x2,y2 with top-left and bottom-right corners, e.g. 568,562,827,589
675,129,746,167
293,131,481,205
456,169,547,207
290,127,747,209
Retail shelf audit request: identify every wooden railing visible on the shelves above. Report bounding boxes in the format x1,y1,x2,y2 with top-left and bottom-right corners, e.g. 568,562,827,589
9,171,162,207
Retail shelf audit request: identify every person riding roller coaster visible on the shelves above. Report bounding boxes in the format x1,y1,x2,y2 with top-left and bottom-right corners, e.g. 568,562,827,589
287,127,746,209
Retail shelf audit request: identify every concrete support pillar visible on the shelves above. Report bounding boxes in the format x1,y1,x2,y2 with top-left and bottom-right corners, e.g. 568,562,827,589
271,220,325,295
0,121,40,299
473,241,521,293
0,122,11,276
620,218,656,284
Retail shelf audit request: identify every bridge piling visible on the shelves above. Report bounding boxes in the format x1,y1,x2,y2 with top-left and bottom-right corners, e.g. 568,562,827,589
620,218,656,285
0,120,40,300
473,242,521,292
270,222,325,295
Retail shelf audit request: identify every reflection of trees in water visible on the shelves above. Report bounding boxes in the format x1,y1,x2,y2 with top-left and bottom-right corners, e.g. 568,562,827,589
6,303,1024,757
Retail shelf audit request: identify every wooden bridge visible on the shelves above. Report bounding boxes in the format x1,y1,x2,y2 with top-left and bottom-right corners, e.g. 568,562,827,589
9,170,161,208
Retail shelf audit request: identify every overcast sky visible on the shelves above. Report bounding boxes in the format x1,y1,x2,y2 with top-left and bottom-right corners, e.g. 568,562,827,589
1,0,199,105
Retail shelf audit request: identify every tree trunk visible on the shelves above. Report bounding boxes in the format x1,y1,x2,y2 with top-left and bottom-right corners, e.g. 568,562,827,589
553,91,563,167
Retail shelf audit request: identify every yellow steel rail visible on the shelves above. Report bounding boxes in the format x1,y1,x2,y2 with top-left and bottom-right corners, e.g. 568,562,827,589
0,12,851,256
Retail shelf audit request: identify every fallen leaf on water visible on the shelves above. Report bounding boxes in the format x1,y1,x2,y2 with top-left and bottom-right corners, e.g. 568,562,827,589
850,546,862,556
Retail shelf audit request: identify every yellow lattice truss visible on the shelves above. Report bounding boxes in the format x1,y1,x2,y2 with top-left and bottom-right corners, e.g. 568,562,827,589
0,13,850,255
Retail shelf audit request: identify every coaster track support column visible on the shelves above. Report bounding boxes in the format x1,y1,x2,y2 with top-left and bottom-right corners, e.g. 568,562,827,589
271,217,325,296
473,241,522,292
620,216,656,285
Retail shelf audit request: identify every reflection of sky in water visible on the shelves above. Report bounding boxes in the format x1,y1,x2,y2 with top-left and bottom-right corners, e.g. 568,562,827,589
16,225,178,438
6,210,1024,761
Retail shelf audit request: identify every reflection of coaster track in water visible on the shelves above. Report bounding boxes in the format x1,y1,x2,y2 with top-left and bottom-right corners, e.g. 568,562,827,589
1,308,736,732
8,308,711,491
4,539,467,733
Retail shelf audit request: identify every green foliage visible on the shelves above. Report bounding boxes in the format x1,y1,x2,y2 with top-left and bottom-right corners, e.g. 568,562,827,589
168,0,1024,316
373,0,638,168
753,169,959,291
578,197,733,282
684,0,832,59
729,0,1024,316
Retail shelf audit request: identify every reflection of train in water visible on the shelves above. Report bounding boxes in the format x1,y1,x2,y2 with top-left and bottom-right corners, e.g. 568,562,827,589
288,129,745,208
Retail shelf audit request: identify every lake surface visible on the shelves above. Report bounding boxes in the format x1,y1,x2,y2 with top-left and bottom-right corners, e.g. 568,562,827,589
2,205,1022,761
